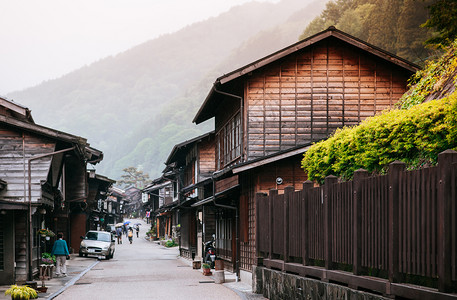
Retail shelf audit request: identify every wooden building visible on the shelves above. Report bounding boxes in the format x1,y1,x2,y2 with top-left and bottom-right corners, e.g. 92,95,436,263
69,172,115,253
192,27,419,281
106,186,128,225
142,177,177,240
162,132,216,260
0,97,103,284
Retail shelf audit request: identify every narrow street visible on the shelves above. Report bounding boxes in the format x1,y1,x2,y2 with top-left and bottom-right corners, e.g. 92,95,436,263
54,219,243,300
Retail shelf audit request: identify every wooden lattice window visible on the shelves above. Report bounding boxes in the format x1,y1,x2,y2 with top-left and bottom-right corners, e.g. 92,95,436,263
217,112,241,169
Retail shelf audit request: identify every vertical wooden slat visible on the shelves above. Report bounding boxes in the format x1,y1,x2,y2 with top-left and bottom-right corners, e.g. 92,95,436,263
452,162,457,282
376,176,380,268
402,170,407,273
421,168,426,276
437,150,457,292
381,176,389,270
284,186,294,265
362,179,367,267
268,189,277,259
353,169,368,275
368,179,375,267
432,166,437,277
324,175,337,270
302,181,312,266
411,170,416,275
416,169,421,274
426,167,431,277
389,160,405,283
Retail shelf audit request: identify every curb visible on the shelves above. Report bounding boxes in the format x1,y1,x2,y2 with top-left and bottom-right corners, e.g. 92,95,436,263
47,260,99,299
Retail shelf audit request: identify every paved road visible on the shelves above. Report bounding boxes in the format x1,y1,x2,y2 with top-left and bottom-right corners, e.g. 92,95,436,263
55,219,242,300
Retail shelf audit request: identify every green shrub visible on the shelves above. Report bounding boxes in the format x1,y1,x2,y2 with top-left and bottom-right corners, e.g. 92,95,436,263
164,239,178,247
5,285,38,299
301,92,457,182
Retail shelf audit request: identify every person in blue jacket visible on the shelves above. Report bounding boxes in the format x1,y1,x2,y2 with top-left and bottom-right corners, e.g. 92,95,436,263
51,232,70,277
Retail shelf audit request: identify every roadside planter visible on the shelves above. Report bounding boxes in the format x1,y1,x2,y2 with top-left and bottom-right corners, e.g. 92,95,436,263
202,263,212,276
37,229,55,239
4,285,38,300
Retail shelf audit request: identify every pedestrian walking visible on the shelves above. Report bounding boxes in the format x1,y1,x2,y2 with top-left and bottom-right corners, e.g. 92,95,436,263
116,227,123,244
51,232,70,277
135,225,139,238
128,228,133,244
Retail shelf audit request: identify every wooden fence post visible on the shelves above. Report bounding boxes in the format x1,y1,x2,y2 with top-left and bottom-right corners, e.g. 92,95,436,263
388,160,405,283
255,192,267,266
324,175,337,270
284,186,294,265
437,150,457,292
353,169,369,276
269,189,278,260
302,181,313,266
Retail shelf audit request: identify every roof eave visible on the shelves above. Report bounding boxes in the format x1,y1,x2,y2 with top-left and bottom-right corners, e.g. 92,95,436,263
192,27,420,125
193,85,216,124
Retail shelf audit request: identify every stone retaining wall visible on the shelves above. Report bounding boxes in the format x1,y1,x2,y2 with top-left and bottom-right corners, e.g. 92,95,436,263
253,266,388,300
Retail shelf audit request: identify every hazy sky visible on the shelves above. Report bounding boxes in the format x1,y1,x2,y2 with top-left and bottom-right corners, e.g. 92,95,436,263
0,0,279,95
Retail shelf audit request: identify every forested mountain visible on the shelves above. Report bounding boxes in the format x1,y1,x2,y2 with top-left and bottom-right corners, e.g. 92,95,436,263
8,0,437,180
300,0,437,65
8,0,324,179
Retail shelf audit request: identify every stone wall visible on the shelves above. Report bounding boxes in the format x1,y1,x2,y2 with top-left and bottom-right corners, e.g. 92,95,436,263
253,266,389,300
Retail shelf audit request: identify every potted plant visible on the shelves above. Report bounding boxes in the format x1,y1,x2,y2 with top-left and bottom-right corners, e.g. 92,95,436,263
202,263,212,276
4,285,38,300
37,229,55,240
41,252,55,265
38,252,55,292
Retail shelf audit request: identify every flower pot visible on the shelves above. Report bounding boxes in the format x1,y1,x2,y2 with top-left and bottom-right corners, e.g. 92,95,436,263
36,286,48,293
202,268,212,276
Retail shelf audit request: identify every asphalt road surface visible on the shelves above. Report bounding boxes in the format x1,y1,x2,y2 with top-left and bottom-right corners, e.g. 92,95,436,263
55,219,242,300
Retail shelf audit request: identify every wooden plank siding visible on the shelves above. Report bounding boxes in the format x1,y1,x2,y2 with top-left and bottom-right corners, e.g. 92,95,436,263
64,154,87,202
239,155,307,271
0,128,55,203
198,137,215,179
215,175,239,194
245,38,410,160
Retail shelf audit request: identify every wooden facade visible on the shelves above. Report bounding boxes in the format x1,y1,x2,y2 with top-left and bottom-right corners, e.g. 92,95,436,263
244,38,411,159
0,97,103,283
160,132,216,260
0,128,55,204
193,27,418,279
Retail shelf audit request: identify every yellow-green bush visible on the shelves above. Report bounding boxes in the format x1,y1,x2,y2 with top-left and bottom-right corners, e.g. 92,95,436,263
301,92,457,182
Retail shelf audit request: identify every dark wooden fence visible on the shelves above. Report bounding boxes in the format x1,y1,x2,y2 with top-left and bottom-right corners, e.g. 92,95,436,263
256,150,457,299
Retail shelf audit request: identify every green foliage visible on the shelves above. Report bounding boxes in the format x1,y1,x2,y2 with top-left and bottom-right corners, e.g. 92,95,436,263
41,252,56,265
202,263,211,269
399,39,457,109
300,0,436,64
37,229,55,237
301,92,457,182
164,239,178,248
146,225,157,237
422,0,457,47
4,285,38,299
